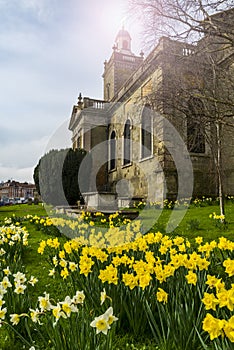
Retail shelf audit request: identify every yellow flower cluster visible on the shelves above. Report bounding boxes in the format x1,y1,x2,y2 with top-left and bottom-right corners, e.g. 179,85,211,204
203,314,234,342
202,280,234,312
223,258,234,277
40,229,234,294
209,212,225,221
35,213,142,249
34,215,234,345
38,237,61,254
0,224,29,256
6,290,85,327
28,215,54,227
0,268,38,326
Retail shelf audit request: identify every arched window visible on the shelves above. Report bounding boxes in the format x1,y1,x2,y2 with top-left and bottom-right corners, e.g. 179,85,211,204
187,97,205,153
141,104,152,158
106,83,110,101
109,131,116,170
123,120,131,165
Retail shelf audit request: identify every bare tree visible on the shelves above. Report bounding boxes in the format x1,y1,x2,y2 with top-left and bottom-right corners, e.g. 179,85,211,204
129,0,234,218
130,0,234,49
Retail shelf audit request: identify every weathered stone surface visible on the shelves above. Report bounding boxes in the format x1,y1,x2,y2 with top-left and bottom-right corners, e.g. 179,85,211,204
69,18,234,208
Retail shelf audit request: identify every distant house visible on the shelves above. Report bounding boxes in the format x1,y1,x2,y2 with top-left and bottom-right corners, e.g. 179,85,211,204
0,180,36,201
69,11,234,209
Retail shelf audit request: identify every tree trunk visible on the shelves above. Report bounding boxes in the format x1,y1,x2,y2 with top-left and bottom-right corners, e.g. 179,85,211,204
216,121,225,219
211,55,225,221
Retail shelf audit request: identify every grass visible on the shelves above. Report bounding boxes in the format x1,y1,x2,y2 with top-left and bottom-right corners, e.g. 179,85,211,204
0,204,68,349
1,201,233,304
0,201,233,349
0,202,233,300
139,202,234,241
0,203,47,219
0,204,66,304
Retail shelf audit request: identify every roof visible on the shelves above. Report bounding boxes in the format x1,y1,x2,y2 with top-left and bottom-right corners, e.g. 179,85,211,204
115,28,131,41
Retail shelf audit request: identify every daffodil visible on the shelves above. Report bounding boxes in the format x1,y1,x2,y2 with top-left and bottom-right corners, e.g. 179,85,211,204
28,276,38,286
156,288,168,304
49,268,56,277
202,292,219,310
185,271,197,286
202,313,225,340
90,307,118,335
0,284,7,297
30,308,41,324
14,283,26,294
60,267,69,279
100,288,107,305
217,289,234,311
206,275,221,289
52,303,66,322
0,307,7,320
223,259,234,277
61,296,78,317
38,292,52,311
10,314,21,325
104,307,118,325
90,314,110,334
71,290,85,305
13,271,26,284
1,276,12,289
3,266,11,275
122,273,138,290
69,261,78,272
224,316,234,342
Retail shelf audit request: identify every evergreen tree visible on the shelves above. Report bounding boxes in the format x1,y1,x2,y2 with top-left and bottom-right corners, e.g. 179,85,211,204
33,148,87,206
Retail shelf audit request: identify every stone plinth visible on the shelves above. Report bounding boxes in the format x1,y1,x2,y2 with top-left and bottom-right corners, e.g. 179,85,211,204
83,192,117,211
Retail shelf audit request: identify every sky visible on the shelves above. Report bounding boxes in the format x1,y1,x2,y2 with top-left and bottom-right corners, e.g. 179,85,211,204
0,0,144,183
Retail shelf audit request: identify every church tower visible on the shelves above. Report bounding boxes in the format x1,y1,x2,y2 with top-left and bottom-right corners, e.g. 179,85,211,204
103,27,144,101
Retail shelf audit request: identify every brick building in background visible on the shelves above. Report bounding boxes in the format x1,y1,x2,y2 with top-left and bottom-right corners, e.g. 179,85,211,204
0,180,36,201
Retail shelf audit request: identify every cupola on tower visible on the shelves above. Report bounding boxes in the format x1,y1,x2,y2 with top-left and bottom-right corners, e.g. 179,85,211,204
115,27,132,53
103,27,144,101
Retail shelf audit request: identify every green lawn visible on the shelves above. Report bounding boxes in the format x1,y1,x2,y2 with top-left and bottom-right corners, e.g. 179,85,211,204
0,201,233,305
0,203,47,219
1,201,233,239
151,202,234,241
1,202,233,291
0,201,233,349
0,203,66,303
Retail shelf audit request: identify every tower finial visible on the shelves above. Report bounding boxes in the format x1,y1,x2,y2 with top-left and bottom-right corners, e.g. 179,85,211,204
77,93,83,109
121,16,126,31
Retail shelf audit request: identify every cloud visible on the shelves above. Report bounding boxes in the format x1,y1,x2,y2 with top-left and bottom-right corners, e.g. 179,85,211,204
0,0,55,24
0,135,49,168
0,119,71,182
0,165,35,183
0,0,143,182
19,0,54,21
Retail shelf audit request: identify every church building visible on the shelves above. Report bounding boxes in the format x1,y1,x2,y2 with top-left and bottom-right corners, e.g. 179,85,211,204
69,12,234,210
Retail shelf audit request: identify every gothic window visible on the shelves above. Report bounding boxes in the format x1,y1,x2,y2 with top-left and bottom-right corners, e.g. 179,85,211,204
109,131,116,171
141,104,152,158
123,120,131,165
77,136,81,149
187,97,205,153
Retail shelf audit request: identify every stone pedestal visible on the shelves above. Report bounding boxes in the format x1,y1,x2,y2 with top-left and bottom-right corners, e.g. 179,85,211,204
83,192,117,211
